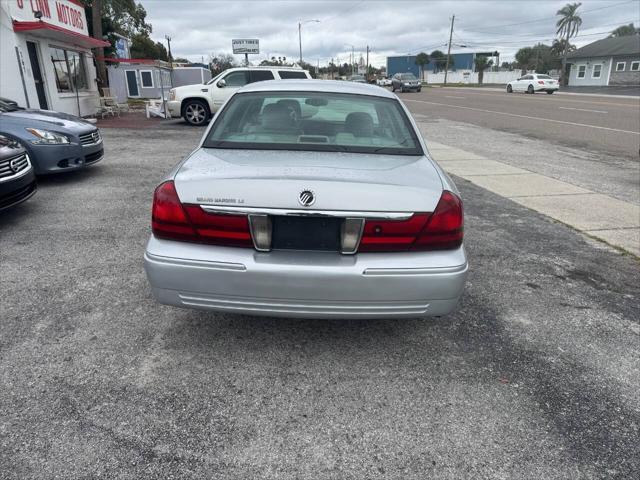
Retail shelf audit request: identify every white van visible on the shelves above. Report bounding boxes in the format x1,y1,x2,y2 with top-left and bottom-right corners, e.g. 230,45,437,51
167,66,312,125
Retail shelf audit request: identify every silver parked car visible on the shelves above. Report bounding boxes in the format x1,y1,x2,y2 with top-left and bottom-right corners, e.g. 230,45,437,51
144,80,467,318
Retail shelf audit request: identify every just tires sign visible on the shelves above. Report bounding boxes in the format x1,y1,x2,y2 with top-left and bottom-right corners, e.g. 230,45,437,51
232,39,259,55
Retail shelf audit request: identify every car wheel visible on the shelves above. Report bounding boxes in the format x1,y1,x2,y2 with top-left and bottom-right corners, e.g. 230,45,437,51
417,88,422,92
391,84,396,92
507,84,513,93
527,84,534,94
183,100,210,126
546,90,554,94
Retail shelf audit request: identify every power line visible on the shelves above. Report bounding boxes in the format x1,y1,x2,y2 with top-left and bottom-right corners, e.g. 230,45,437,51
458,0,636,33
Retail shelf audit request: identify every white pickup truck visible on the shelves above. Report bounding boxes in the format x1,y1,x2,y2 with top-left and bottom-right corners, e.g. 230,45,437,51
167,66,311,125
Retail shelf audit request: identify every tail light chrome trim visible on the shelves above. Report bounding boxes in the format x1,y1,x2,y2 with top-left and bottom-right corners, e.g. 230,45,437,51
201,205,413,220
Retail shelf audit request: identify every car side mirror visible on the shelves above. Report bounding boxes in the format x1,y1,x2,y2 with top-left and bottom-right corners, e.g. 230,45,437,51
216,79,226,88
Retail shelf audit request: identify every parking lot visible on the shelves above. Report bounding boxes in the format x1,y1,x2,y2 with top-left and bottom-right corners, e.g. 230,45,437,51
1,92,639,478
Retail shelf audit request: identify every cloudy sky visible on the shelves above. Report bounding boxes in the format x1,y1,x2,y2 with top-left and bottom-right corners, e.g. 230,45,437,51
144,0,640,66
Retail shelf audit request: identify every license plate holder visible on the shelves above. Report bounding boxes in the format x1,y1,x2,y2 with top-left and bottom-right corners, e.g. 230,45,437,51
271,216,342,251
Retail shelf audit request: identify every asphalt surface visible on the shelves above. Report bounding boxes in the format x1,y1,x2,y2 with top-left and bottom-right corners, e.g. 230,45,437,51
1,125,639,479
397,88,640,160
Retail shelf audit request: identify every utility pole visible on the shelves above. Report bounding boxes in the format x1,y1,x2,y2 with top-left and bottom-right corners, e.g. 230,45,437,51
91,0,107,90
444,14,455,85
165,35,173,83
298,22,302,64
351,45,355,76
366,45,370,82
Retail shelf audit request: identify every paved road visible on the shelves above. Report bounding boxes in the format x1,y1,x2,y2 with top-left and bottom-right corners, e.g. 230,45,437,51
1,124,638,479
398,88,640,160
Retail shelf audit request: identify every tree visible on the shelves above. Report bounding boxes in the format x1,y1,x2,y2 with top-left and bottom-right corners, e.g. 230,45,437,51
551,38,575,58
129,33,168,60
209,53,237,76
474,56,493,84
515,47,535,74
85,0,155,87
609,23,640,37
415,52,430,81
430,50,452,73
556,2,582,85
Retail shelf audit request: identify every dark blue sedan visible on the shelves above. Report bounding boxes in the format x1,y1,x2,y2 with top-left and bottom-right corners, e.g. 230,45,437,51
0,100,103,175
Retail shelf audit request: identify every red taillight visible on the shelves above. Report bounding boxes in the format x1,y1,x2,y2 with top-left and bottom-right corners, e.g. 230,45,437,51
358,191,463,252
152,181,197,241
151,181,252,247
538,80,545,85
182,205,252,247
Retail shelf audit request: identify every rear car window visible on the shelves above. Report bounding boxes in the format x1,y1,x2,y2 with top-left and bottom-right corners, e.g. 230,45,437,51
250,70,275,82
536,75,552,79
278,71,308,79
204,91,423,155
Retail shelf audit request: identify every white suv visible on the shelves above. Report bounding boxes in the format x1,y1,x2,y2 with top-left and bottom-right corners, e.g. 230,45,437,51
168,66,311,125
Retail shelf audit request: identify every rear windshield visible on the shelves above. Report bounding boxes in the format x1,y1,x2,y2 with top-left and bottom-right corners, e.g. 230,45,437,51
278,71,308,79
536,74,552,79
203,91,423,155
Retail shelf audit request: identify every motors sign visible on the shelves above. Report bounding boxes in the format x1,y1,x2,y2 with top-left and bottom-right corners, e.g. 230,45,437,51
232,39,259,55
8,0,89,35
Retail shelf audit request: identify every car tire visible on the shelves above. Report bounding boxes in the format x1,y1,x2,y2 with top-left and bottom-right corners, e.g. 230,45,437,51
417,88,422,92
527,84,534,94
391,84,396,92
183,99,210,126
546,90,554,94
507,84,513,93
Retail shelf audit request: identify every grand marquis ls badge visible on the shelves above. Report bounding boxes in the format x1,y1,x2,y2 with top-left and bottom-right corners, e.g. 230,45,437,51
298,190,315,207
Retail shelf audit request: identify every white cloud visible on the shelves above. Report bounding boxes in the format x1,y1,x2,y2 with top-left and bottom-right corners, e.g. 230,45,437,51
143,0,640,66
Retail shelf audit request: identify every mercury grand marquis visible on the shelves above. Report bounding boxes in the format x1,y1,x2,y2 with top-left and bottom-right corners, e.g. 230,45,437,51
144,80,468,318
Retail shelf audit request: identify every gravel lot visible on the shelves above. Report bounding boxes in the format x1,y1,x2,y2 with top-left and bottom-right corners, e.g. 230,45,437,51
1,122,638,479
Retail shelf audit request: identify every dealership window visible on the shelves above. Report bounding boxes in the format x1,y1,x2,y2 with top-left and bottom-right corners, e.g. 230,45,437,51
577,65,586,78
51,47,88,93
616,62,626,71
592,64,602,78
140,70,154,88
631,61,640,71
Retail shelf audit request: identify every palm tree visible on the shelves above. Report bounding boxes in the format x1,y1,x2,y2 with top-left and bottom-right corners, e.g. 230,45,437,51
556,2,582,85
551,38,575,58
415,52,430,81
609,23,640,37
474,56,493,84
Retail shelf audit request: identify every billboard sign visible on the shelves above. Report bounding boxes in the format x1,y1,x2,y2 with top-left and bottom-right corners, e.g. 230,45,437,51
232,39,259,55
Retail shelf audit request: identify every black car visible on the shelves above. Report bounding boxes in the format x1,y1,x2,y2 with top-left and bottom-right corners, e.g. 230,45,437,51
0,135,37,212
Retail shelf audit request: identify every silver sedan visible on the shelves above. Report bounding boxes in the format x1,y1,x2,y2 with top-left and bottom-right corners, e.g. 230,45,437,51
144,80,468,318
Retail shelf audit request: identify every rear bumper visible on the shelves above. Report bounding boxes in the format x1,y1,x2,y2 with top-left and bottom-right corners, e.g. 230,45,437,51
144,236,468,319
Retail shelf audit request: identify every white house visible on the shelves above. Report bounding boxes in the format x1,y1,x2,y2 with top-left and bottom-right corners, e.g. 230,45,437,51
0,0,109,116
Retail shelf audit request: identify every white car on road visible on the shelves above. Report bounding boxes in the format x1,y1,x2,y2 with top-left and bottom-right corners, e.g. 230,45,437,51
167,67,311,125
507,74,559,94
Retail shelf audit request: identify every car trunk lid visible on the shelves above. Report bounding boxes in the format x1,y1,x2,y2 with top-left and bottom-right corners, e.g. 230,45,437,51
174,148,444,213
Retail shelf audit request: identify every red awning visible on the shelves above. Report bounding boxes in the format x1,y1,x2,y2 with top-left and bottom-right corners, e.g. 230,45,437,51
13,20,110,49
95,57,157,65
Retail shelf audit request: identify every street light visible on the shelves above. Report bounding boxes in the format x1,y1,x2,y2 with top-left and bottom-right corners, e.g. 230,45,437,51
344,43,355,76
298,19,320,65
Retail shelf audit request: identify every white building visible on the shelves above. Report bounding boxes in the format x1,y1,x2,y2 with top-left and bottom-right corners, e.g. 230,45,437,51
0,0,109,116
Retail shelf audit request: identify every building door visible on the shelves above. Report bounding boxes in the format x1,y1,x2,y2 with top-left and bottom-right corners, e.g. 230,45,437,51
125,70,140,97
26,41,48,110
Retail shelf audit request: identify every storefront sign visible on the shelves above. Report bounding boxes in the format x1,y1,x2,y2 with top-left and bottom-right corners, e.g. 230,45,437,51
8,0,88,36
232,39,259,55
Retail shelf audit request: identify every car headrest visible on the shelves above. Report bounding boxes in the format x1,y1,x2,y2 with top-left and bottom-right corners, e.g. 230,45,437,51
344,112,374,137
